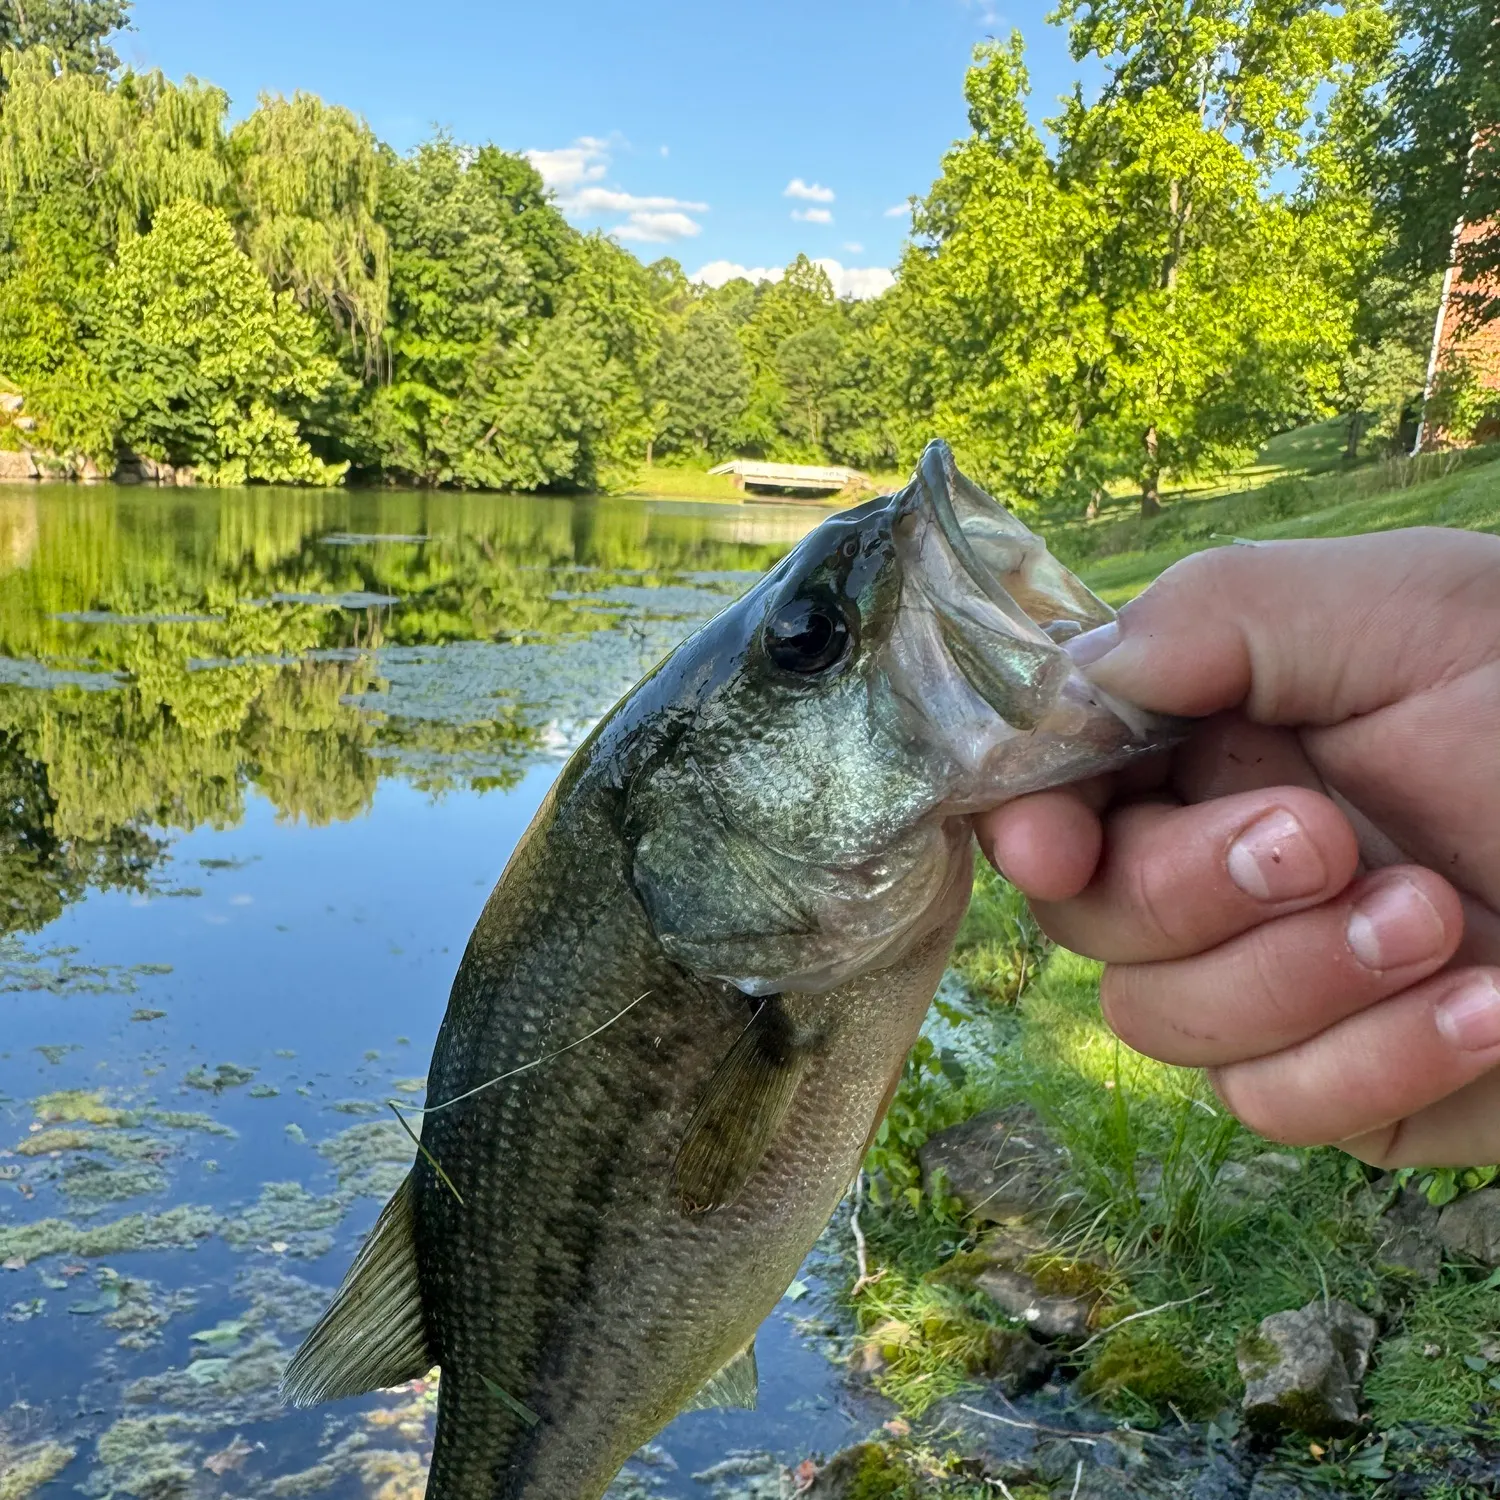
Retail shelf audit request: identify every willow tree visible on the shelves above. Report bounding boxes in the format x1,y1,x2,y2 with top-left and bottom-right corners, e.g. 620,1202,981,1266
0,48,229,246
228,93,390,368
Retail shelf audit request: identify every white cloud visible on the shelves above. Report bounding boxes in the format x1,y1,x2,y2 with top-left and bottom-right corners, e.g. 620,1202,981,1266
689,258,894,301
785,178,836,203
528,137,707,241
571,186,708,214
792,207,833,224
525,137,610,193
884,202,911,218
692,260,782,288
660,145,670,157
818,259,896,299
843,241,864,253
614,211,703,243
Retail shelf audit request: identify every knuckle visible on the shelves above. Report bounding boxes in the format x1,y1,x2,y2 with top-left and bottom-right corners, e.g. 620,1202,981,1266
1124,842,1191,950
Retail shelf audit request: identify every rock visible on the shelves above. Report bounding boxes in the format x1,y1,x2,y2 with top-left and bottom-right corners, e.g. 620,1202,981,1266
975,1267,1092,1343
0,449,37,481
804,1443,909,1500
1376,1185,1442,1282
1238,1298,1378,1435
973,1325,1055,1394
918,1106,1072,1223
0,392,23,413
1437,1188,1500,1266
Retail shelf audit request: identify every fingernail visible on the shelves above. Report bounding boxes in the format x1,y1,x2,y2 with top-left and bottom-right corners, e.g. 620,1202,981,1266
1346,875,1446,971
1435,976,1500,1052
1062,621,1118,668
1226,809,1327,901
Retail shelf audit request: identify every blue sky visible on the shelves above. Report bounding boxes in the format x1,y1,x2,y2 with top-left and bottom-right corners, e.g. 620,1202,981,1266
124,0,1092,297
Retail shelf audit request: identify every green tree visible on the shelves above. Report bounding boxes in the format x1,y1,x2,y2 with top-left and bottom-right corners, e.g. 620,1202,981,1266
0,0,130,79
227,92,390,365
652,303,749,459
1376,0,1500,328
95,198,343,483
0,48,229,247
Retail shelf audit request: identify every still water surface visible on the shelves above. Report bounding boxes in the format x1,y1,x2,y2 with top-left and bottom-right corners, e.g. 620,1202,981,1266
0,485,880,1498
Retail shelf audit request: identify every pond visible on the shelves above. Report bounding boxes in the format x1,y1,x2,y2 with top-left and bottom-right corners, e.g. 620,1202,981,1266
0,484,884,1499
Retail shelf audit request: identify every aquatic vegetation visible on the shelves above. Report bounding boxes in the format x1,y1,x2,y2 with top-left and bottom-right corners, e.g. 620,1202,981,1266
88,1417,198,1500
184,1061,257,1091
139,1109,235,1136
0,1439,75,1500
32,1090,134,1127
218,1181,346,1255
316,1120,412,1199
0,1204,218,1262
57,1156,169,1207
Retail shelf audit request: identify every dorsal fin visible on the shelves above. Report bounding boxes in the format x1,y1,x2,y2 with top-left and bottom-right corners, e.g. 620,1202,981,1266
676,999,808,1215
681,1341,758,1412
281,1172,434,1406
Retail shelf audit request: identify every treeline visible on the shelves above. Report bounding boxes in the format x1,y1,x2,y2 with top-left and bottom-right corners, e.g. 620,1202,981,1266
0,0,1495,512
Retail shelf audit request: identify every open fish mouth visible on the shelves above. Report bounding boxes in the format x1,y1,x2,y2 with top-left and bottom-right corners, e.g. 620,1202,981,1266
889,439,1175,799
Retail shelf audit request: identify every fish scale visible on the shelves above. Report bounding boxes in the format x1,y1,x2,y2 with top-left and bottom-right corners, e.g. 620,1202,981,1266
281,441,1176,1500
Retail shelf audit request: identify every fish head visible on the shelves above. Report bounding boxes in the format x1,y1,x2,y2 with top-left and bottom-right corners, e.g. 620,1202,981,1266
623,439,1178,994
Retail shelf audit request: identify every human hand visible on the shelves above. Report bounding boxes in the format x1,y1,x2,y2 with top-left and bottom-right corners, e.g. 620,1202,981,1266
977,528,1500,1167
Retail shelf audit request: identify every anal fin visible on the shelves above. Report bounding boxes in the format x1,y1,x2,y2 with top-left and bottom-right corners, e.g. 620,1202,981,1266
281,1172,434,1406
676,997,808,1215
682,1341,759,1412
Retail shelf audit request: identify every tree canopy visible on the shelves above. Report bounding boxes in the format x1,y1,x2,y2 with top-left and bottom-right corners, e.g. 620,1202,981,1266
0,0,1487,503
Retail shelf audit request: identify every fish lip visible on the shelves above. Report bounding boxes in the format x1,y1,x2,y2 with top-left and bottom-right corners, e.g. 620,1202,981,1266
903,439,1022,617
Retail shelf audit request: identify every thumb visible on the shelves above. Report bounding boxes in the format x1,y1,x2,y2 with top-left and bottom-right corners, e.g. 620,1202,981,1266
1068,529,1500,727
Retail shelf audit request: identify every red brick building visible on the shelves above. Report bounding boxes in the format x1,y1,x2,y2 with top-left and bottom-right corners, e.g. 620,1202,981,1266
1419,217,1500,449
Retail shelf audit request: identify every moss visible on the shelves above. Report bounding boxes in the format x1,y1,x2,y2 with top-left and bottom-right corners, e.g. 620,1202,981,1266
821,1444,912,1500
1023,1254,1114,1301
0,1440,74,1500
1079,1323,1225,1419
32,1090,133,1126
1235,1328,1280,1383
0,1204,217,1262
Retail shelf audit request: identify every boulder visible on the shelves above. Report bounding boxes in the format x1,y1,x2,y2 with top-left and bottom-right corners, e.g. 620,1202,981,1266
1238,1298,1378,1434
0,450,37,481
975,1267,1093,1343
0,392,23,413
1437,1188,1500,1266
1376,1185,1442,1282
918,1107,1071,1223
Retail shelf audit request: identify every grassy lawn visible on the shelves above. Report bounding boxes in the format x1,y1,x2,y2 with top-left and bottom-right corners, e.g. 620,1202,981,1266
1072,443,1500,604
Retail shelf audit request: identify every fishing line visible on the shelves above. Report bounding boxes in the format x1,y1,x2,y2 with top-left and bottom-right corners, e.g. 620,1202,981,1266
385,990,654,1205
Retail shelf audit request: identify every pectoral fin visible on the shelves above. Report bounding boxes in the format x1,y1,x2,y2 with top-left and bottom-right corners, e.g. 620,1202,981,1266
682,1340,759,1412
676,999,807,1214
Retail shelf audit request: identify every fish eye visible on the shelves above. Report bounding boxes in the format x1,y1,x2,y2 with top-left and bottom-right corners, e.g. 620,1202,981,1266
763,592,853,676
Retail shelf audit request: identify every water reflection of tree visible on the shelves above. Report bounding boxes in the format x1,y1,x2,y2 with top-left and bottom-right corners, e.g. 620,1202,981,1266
0,724,161,933
0,487,800,931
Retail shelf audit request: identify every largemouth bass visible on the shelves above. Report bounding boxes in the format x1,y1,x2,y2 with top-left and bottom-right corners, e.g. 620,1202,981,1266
283,440,1173,1499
